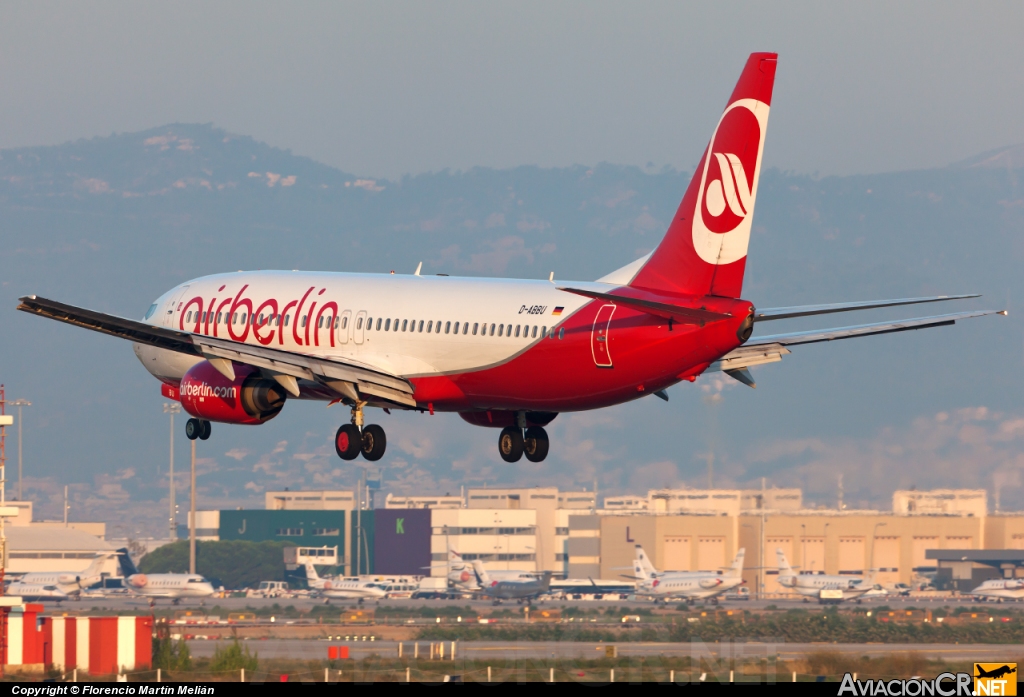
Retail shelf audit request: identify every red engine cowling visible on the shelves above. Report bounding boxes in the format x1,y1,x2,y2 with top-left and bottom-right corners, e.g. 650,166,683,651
179,360,287,424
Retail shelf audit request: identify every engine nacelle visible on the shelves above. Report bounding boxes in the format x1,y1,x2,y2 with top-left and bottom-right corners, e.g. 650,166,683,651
699,577,723,590
57,574,80,585
179,360,287,424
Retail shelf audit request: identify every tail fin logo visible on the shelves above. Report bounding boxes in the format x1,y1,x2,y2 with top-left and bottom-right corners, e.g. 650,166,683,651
692,99,770,266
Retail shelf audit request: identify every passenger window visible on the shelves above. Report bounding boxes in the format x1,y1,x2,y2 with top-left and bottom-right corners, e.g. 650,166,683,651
216,312,222,324
531,326,538,338
275,315,280,326
342,316,348,329
383,318,389,331
445,321,451,334
402,319,408,331
426,320,433,333
559,327,565,339
356,317,362,330
284,314,290,327
515,325,521,337
393,318,399,331
472,323,478,335
376,318,382,330
490,323,496,336
418,320,424,332
498,324,503,337
453,321,459,334
435,320,441,333
301,315,307,328
366,317,372,330
463,322,469,335
240,313,247,325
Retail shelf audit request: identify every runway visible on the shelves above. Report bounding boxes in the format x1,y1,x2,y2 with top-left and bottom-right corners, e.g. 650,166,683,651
185,639,1024,662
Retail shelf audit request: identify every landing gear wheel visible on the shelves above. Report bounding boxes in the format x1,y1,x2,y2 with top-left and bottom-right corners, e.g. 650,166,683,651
361,424,387,461
498,426,524,462
185,418,202,440
199,420,212,440
523,426,549,462
335,424,362,460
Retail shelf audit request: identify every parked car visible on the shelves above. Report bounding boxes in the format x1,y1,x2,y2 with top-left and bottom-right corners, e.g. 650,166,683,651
724,587,750,601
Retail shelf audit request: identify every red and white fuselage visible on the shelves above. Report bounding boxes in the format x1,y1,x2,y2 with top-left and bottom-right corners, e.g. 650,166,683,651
135,269,749,415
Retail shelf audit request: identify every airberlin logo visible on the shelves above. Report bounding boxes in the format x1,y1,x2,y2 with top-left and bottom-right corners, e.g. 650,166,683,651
182,382,237,399
691,98,770,266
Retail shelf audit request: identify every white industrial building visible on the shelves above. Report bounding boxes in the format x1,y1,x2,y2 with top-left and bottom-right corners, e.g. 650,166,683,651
5,527,117,576
430,508,538,576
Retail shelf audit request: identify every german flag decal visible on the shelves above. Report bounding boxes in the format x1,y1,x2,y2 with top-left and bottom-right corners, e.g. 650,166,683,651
552,307,564,316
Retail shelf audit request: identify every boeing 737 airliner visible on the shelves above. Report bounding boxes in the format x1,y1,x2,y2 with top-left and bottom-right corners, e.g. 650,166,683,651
17,53,1005,463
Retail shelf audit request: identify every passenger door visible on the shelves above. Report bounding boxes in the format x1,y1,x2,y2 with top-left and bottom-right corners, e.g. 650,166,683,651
591,304,616,368
162,284,190,327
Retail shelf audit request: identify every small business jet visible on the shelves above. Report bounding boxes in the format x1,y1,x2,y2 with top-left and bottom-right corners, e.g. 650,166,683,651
116,548,215,603
444,548,537,590
17,52,1004,464
472,560,552,603
969,579,1024,602
635,548,745,603
9,552,115,595
776,549,876,603
304,562,386,601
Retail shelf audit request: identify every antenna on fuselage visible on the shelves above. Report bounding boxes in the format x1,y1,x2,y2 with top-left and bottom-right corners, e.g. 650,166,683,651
414,262,423,276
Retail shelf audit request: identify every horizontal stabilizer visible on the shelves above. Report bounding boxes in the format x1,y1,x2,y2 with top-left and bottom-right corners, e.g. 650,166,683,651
747,309,1005,347
754,294,979,322
558,287,731,325
709,310,1004,376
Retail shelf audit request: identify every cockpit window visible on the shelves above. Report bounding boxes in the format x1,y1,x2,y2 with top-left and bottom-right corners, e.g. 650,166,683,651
143,303,158,320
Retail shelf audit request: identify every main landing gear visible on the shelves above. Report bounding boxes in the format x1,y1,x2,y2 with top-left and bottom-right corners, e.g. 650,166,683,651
335,402,387,462
498,424,549,463
185,418,211,441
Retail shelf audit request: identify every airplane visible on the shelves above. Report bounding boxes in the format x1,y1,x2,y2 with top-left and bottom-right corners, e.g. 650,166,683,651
7,553,116,595
15,53,1005,464
471,560,552,603
4,583,71,603
626,544,733,581
116,547,215,603
443,548,537,590
635,549,745,603
303,562,387,601
969,579,1024,602
975,665,1018,680
775,549,876,603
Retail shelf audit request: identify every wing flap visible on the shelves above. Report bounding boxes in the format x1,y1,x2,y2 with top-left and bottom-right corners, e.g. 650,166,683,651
754,294,979,322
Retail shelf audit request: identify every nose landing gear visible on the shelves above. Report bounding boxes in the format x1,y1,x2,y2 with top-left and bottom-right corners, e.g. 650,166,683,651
499,424,549,463
185,418,211,440
335,402,387,461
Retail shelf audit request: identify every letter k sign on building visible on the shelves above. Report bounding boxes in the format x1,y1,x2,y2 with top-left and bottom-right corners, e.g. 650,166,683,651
396,518,405,534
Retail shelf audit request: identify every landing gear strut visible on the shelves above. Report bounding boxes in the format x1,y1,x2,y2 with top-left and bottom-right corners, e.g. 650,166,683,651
185,418,211,441
499,421,549,463
335,402,387,461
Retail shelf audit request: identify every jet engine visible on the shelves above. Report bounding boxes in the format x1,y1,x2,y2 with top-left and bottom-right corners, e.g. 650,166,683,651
699,577,723,589
179,360,287,424
57,574,81,585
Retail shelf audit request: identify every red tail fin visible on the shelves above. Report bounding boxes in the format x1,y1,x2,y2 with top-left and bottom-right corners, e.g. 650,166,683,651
630,53,777,298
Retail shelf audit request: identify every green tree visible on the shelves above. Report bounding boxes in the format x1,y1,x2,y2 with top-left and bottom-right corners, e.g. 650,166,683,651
153,636,193,671
209,639,258,673
139,540,290,589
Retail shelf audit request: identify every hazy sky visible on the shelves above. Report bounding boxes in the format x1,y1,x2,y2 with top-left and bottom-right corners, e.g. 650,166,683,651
2,2,1023,178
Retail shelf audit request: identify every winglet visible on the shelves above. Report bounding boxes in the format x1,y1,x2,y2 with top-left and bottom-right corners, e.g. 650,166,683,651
414,262,423,276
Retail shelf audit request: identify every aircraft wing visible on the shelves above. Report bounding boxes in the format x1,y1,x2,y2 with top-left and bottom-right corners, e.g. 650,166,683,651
16,295,416,407
708,310,1005,386
753,294,979,322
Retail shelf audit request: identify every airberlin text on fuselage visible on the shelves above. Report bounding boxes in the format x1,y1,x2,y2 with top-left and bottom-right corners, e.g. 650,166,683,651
180,382,237,399
178,284,338,348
